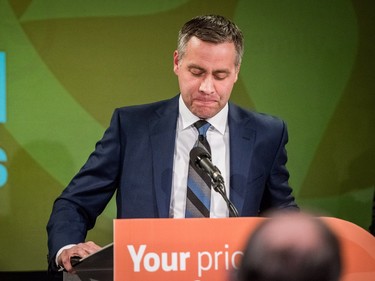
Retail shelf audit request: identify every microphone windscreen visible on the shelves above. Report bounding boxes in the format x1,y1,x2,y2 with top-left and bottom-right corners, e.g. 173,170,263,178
189,146,210,162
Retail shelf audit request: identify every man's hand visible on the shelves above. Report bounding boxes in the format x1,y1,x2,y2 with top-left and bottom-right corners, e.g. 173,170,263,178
58,241,102,273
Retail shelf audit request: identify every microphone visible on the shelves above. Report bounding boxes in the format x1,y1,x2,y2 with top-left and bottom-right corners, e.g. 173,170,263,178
190,146,224,185
190,146,239,217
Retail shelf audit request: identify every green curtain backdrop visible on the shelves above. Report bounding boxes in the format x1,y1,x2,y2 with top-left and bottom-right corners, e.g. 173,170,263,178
0,0,374,271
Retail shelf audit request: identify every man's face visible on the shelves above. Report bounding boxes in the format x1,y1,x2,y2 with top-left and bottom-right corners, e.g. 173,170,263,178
173,36,240,119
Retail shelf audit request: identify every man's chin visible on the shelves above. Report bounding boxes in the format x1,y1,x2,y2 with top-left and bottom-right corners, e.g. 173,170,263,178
192,107,218,119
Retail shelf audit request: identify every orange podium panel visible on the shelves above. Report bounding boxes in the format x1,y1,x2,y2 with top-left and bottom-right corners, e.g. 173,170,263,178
321,217,375,281
114,217,375,281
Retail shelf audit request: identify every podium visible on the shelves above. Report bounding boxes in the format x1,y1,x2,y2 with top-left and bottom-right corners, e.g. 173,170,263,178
63,243,113,281
64,217,375,281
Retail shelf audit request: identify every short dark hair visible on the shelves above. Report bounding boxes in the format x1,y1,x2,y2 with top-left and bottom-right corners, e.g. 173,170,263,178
236,215,342,281
177,15,244,68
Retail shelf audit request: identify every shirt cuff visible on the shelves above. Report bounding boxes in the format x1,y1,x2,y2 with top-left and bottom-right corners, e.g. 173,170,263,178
56,244,76,270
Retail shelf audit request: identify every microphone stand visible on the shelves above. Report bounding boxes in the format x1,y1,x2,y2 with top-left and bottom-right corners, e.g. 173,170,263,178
212,178,239,217
191,146,239,217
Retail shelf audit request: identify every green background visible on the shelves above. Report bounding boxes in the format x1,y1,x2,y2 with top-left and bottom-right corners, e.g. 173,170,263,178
0,0,374,271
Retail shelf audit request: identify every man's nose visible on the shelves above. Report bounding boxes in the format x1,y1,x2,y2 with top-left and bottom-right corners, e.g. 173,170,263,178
199,76,214,94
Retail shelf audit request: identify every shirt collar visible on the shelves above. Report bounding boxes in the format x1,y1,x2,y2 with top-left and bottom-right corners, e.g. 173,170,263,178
178,95,228,135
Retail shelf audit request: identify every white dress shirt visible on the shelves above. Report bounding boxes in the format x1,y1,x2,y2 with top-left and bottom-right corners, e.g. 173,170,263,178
170,96,230,218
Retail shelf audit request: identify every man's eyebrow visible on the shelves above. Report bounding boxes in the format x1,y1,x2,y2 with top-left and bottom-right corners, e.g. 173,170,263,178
187,64,205,71
188,64,230,74
213,69,231,75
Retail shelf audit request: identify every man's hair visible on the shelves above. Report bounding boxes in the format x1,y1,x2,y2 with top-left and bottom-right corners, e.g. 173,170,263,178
236,214,342,281
177,15,244,68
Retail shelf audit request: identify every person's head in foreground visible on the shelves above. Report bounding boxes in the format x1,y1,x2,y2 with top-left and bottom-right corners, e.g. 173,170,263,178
236,212,342,281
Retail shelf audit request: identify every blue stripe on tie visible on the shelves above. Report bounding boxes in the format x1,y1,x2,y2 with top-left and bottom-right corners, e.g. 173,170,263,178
186,188,210,217
185,208,195,218
198,122,210,136
187,177,210,209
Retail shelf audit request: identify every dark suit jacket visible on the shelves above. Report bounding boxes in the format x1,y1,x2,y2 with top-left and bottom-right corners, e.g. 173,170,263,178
47,95,298,267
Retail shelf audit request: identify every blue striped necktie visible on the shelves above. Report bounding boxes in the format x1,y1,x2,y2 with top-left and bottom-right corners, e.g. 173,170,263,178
185,120,212,218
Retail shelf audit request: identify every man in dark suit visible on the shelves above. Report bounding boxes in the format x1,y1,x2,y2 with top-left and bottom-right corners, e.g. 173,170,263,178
47,14,298,273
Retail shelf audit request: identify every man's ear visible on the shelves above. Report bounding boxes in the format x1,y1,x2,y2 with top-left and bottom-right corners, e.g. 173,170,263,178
173,50,179,74
234,64,241,83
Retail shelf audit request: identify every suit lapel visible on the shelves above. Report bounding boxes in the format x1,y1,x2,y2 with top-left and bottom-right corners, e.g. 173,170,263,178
228,104,256,216
148,98,256,217
149,96,179,217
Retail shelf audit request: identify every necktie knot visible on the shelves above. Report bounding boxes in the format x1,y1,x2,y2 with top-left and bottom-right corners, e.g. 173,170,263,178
194,120,210,138
193,120,211,152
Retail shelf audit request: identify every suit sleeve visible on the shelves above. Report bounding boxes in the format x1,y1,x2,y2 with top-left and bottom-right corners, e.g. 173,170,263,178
260,120,299,213
46,109,123,268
